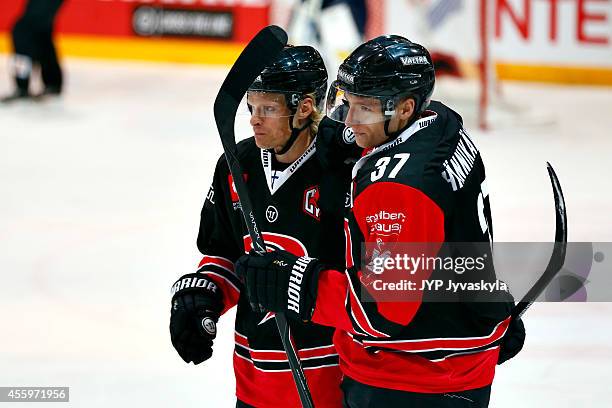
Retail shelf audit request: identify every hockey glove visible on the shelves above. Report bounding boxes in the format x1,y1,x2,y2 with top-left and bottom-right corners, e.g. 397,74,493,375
170,273,223,365
235,250,323,322
316,116,363,170
497,316,526,365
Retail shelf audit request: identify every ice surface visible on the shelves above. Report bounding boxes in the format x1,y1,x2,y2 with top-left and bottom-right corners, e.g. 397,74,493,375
1,55,611,407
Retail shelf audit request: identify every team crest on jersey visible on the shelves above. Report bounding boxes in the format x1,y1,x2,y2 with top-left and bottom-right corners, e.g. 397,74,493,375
227,173,248,210
303,186,320,220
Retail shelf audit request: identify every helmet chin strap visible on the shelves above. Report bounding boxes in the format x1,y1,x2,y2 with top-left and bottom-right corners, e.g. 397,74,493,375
383,97,421,140
274,115,313,155
383,117,412,140
384,114,422,140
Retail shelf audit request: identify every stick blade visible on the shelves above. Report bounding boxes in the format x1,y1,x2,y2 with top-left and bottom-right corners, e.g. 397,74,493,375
213,25,288,142
546,162,568,245
512,162,568,319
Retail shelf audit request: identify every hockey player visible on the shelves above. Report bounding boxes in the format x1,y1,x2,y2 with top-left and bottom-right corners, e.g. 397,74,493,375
169,45,347,408
236,36,526,407
1,0,64,103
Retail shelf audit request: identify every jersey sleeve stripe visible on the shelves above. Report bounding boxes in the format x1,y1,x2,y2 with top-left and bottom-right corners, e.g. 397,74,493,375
346,270,391,338
235,335,337,362
197,269,241,315
344,218,354,269
361,316,510,352
198,270,241,294
427,345,501,362
198,255,235,274
345,289,368,337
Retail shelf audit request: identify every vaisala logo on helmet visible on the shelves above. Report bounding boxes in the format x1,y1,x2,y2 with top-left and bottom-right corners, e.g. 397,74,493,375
400,55,428,66
338,69,355,84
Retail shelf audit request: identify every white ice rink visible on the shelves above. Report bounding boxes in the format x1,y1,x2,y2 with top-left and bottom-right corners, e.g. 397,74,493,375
1,55,611,407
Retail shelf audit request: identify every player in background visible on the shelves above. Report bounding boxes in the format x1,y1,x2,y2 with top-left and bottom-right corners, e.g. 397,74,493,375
288,0,368,83
169,45,348,408
1,0,64,103
237,36,526,407
290,0,368,43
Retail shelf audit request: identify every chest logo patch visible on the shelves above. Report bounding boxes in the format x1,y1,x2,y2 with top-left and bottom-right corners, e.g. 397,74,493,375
303,186,320,221
266,205,279,223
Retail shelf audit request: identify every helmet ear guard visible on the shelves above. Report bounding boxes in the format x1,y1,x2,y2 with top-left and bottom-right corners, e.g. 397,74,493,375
286,92,301,111
383,98,396,116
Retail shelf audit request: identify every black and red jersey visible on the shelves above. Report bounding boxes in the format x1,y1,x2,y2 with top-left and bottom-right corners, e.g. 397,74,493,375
194,137,347,407
312,101,514,394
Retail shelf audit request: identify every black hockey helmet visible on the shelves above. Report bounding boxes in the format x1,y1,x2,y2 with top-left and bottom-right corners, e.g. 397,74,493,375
247,45,328,155
327,35,435,126
248,45,328,112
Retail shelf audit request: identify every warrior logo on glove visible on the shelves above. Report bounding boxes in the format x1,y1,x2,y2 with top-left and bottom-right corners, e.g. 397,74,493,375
201,317,217,337
236,251,323,321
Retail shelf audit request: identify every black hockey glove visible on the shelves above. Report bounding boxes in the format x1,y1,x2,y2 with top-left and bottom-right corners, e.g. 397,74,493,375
170,273,223,365
316,116,363,170
235,250,323,322
497,317,526,365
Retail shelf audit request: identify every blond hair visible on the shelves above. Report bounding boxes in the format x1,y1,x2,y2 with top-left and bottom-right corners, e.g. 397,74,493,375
292,92,324,137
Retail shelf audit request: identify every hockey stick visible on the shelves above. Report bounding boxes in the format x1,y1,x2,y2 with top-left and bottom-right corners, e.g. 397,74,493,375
213,25,315,408
511,162,568,319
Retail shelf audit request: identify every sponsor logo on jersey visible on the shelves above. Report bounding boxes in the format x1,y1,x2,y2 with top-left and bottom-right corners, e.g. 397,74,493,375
206,185,215,205
342,127,355,144
366,211,407,237
288,142,316,173
441,128,479,191
287,256,313,314
400,55,429,66
228,173,248,209
419,116,437,129
365,211,406,223
266,205,279,223
370,223,403,235
380,136,404,152
261,150,270,167
303,186,320,220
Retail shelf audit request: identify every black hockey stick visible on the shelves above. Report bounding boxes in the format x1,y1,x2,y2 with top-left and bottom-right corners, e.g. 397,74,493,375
213,25,315,408
511,162,568,319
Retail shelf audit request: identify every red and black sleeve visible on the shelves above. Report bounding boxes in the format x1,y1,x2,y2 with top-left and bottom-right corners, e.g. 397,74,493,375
312,181,445,337
194,156,243,315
